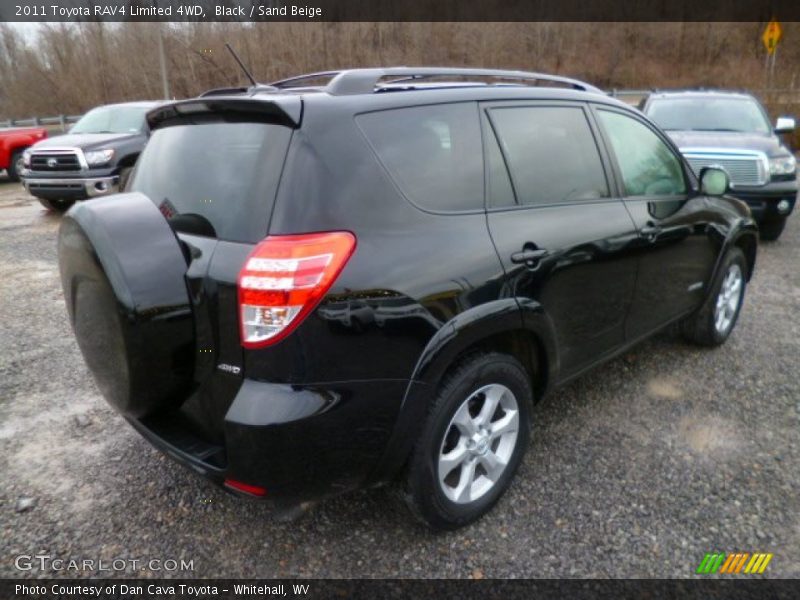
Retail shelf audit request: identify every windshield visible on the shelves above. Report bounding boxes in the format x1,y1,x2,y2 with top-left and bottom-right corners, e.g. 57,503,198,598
130,122,293,243
646,97,771,134
70,105,149,134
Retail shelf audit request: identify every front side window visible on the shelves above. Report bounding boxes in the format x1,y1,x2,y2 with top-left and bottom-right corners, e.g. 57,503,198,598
357,103,484,212
597,110,687,197
488,105,609,207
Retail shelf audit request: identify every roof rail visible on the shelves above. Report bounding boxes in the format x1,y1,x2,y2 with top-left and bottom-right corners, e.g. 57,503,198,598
267,67,602,96
325,67,603,95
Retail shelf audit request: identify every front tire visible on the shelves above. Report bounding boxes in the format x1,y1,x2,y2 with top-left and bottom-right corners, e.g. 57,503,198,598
681,247,747,347
759,216,786,241
7,150,25,182
404,352,532,530
38,197,75,212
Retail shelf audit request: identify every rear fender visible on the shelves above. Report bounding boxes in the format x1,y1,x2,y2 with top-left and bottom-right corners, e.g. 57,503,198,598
367,298,558,483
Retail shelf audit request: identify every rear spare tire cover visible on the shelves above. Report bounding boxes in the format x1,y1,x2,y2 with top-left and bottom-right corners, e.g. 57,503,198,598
58,192,194,419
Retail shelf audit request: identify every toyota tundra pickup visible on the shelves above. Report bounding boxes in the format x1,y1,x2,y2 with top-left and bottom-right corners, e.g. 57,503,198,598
641,90,797,241
21,101,160,211
0,126,48,182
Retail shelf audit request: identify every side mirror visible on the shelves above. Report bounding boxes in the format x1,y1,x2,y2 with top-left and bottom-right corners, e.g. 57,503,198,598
775,116,796,134
699,166,730,197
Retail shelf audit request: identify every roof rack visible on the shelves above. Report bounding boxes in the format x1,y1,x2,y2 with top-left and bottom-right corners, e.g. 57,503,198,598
268,67,603,96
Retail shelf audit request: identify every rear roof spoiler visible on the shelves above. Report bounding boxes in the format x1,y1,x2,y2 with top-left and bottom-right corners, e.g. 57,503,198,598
146,96,302,129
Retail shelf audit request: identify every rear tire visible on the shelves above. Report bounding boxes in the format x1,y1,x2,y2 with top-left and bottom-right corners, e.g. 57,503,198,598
7,150,25,182
681,247,747,347
38,197,75,212
403,352,532,530
759,216,786,241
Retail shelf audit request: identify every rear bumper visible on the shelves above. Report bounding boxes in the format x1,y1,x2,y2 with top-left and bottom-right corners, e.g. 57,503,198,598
126,377,408,504
728,179,797,221
22,174,118,200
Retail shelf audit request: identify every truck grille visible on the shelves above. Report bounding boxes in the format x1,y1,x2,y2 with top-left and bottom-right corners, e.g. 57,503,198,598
30,151,81,172
683,153,767,187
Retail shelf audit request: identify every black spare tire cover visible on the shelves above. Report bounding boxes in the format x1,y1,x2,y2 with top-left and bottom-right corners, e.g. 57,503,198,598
58,192,194,419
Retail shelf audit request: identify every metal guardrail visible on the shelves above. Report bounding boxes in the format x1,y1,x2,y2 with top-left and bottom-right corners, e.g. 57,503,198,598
0,115,82,131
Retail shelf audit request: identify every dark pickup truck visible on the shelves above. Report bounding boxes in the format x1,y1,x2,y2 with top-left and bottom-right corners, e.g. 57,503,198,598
641,90,797,241
22,101,160,211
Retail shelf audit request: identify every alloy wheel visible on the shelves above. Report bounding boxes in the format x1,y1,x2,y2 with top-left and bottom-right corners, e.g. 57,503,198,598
437,383,519,504
714,263,743,335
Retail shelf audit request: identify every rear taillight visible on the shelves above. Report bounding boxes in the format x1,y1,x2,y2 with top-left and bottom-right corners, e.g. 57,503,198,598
238,231,356,348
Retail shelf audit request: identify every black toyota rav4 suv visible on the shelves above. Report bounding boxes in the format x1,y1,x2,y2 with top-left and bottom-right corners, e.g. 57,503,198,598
58,68,757,530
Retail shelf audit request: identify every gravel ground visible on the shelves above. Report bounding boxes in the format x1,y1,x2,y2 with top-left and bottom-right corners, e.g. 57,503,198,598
1,177,798,579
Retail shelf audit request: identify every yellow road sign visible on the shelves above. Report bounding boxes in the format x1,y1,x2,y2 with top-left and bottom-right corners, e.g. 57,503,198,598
762,19,782,55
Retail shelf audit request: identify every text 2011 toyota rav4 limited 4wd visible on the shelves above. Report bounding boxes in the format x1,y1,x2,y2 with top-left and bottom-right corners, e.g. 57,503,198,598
58,68,757,530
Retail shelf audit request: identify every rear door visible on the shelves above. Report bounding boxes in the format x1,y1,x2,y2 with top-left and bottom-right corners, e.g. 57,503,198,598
592,106,719,340
483,101,640,380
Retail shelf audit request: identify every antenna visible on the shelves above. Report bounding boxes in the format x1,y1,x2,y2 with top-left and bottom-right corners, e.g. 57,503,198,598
225,43,257,87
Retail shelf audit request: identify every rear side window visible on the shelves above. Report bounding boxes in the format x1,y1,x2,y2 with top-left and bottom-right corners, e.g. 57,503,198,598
131,122,292,243
357,103,484,212
488,105,609,206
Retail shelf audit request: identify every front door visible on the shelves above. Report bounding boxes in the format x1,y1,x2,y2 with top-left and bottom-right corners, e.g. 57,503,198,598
592,107,719,341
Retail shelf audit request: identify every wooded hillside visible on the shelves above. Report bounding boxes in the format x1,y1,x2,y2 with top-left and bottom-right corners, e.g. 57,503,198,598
0,22,797,119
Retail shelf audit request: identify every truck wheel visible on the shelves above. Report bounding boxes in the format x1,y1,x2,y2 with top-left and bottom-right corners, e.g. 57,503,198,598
403,352,532,530
7,150,25,182
681,247,747,347
759,216,787,242
38,198,75,212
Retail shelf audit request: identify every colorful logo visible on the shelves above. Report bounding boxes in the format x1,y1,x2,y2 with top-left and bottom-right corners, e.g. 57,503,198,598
696,552,773,574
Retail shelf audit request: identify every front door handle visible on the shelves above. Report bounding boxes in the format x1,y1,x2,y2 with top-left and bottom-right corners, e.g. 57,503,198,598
510,248,549,268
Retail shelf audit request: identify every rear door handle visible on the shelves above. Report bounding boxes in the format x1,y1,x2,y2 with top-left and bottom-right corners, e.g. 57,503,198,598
510,248,549,267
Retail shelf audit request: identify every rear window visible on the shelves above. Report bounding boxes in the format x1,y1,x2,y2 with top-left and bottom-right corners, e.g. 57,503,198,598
356,103,484,212
130,122,292,243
